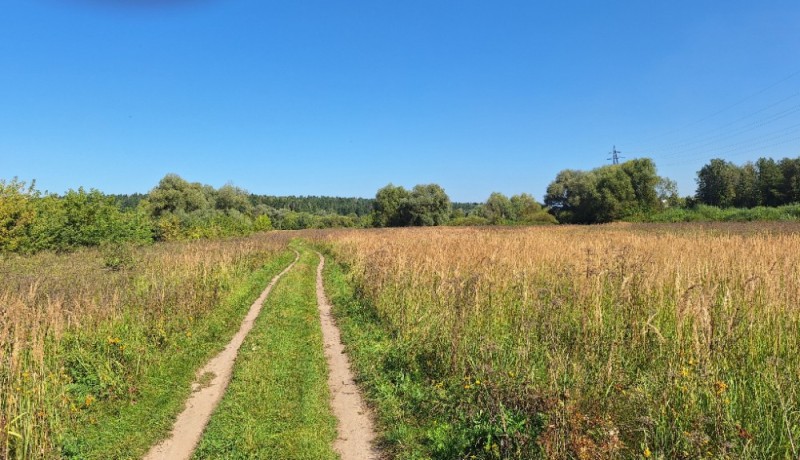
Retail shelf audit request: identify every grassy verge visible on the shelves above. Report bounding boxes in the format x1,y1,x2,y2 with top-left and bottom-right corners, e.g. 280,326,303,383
321,252,489,459
60,249,297,459
193,245,337,459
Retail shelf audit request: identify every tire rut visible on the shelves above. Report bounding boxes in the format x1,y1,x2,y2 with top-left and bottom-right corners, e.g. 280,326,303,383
143,250,300,460
315,251,380,460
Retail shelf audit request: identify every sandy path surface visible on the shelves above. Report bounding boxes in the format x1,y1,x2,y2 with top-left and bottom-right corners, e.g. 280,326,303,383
315,252,380,460
143,251,299,460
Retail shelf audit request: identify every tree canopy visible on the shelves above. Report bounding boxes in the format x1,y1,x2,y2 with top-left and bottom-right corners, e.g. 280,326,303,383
470,192,555,225
694,156,800,208
544,158,664,224
373,183,451,227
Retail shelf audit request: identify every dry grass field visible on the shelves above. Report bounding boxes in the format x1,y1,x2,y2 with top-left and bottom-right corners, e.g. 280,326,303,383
0,234,291,459
315,223,800,458
3,223,799,459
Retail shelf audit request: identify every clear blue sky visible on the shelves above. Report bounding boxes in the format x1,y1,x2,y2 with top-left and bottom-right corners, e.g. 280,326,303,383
2,1,799,202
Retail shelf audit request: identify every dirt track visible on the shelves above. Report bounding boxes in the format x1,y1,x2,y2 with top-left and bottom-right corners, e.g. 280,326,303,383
143,251,299,460
142,249,378,460
315,251,379,460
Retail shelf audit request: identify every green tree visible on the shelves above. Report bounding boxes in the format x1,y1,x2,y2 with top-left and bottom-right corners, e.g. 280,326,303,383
373,184,411,227
481,192,515,224
733,162,760,208
545,159,667,223
147,174,212,217
399,184,451,226
656,177,681,208
215,184,253,215
619,158,661,213
26,194,66,251
756,157,784,206
544,169,598,224
0,178,37,252
692,156,800,208
696,159,739,207
778,157,800,204
593,166,636,222
545,169,577,222
510,193,541,218
54,188,151,248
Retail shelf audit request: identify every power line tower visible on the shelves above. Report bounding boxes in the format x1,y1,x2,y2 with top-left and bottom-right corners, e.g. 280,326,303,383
608,145,624,165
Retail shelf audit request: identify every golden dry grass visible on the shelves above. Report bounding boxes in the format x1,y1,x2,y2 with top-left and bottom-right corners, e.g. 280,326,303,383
312,223,800,458
0,233,291,459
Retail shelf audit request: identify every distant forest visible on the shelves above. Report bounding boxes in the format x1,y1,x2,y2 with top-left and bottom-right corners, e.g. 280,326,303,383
112,193,479,218
4,154,800,254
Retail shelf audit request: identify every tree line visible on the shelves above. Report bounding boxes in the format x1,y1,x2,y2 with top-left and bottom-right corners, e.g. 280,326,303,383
695,157,800,208
250,195,374,216
4,154,800,253
112,191,375,217
541,155,800,224
0,173,558,253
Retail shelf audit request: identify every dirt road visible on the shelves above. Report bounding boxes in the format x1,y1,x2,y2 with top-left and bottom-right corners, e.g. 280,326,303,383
315,251,380,460
142,249,378,460
143,251,299,460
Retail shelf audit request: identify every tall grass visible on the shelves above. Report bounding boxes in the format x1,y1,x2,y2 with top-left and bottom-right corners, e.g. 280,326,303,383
0,233,291,459
633,203,800,223
314,224,800,458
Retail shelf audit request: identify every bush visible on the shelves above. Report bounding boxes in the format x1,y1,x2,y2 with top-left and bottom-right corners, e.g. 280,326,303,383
0,178,37,252
519,211,558,225
637,204,800,223
0,182,154,253
449,216,490,226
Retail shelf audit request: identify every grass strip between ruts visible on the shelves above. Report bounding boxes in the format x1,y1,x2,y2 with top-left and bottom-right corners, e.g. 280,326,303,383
193,245,337,459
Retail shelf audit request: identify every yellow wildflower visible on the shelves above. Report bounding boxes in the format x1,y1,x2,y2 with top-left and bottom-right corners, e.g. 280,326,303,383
714,380,728,395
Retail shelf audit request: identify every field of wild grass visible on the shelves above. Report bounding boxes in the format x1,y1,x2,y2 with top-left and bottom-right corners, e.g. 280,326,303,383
0,233,291,459
316,223,800,459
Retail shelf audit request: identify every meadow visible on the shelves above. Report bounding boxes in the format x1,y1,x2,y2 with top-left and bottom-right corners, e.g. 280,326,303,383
0,233,293,459
3,222,799,459
315,223,800,459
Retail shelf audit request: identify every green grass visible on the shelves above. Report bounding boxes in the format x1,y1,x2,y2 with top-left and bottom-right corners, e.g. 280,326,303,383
630,203,800,222
60,249,297,459
320,251,499,460
193,245,337,459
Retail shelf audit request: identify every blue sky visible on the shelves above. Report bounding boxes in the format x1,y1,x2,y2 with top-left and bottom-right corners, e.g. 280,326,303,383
2,1,799,202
